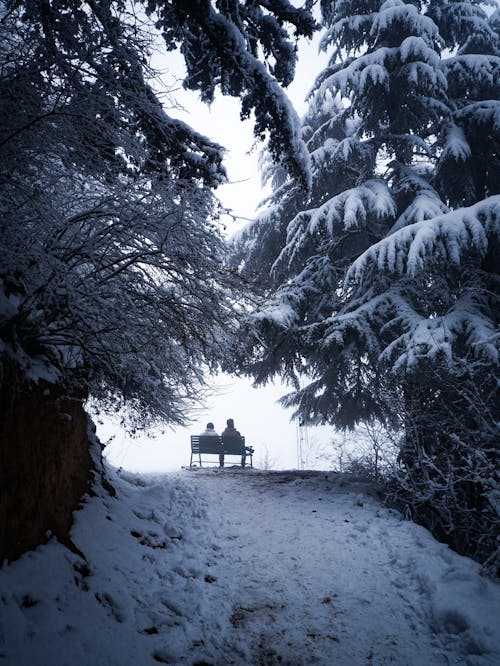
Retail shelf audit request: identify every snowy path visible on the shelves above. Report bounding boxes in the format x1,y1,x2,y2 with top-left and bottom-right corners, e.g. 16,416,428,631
1,466,499,665
189,470,499,665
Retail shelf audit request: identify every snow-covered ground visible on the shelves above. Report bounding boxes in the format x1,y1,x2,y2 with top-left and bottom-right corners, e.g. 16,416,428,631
1,461,499,665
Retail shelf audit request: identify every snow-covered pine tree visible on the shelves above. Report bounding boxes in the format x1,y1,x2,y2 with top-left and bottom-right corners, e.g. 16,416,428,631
233,0,450,424
233,0,499,567
343,0,500,569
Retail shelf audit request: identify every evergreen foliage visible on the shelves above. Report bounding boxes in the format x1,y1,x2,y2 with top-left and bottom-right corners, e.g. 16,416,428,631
233,0,499,567
0,0,315,428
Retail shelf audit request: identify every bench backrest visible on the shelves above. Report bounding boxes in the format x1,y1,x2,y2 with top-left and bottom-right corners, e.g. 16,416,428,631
221,435,245,454
191,435,222,454
190,435,246,455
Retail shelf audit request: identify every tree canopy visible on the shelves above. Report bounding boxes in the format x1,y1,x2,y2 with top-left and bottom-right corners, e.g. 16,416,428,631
0,0,315,427
233,0,499,423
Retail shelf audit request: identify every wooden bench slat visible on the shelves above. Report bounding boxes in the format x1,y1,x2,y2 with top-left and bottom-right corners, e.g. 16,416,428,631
192,435,223,454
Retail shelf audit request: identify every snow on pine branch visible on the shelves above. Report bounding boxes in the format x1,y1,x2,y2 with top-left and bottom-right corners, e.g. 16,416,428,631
389,166,449,231
317,43,446,103
389,191,449,233
454,100,500,129
443,54,500,91
207,7,312,189
347,196,500,281
369,1,440,44
378,289,499,371
275,179,396,271
327,278,498,372
439,123,471,163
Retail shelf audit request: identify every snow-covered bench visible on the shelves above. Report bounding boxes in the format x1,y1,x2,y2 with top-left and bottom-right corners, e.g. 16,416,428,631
189,435,254,468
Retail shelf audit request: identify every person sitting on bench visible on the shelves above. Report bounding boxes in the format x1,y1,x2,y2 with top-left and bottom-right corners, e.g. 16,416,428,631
199,422,223,466
221,418,253,467
200,422,219,437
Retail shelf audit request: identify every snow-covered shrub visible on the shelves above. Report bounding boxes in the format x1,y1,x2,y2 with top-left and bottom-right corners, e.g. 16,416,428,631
386,359,499,574
326,422,400,481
